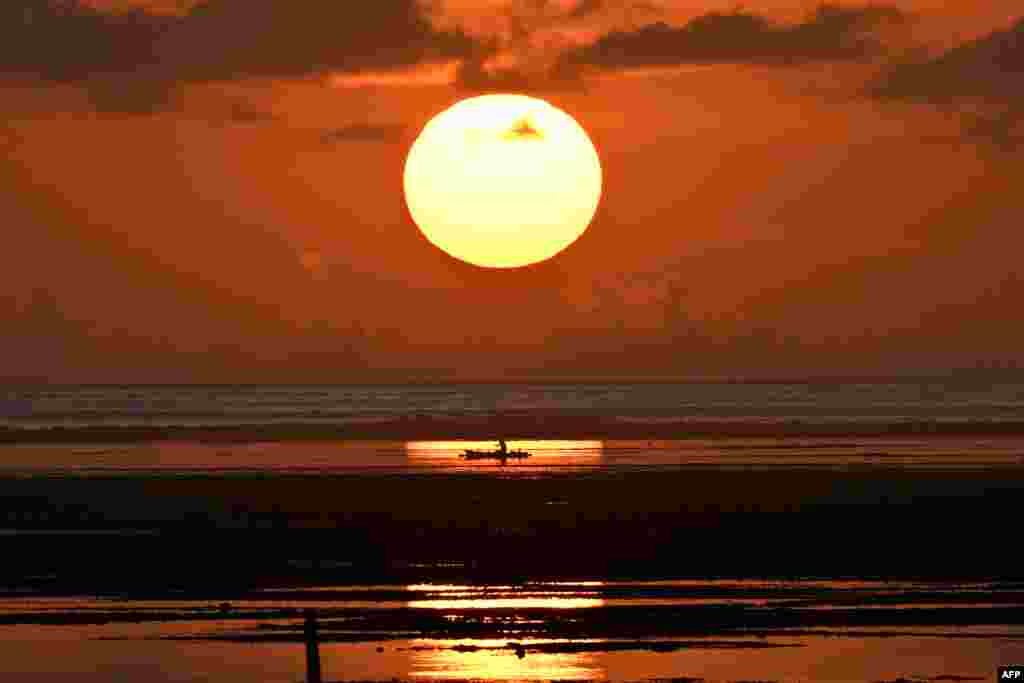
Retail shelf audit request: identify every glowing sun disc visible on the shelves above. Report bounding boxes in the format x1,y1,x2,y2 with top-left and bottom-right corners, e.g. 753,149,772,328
403,94,602,269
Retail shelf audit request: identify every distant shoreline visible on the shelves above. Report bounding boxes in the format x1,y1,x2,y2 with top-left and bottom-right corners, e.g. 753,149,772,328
6,417,1024,443
4,372,1024,386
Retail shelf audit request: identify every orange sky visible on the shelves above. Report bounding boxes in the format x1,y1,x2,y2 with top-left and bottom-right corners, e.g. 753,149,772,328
2,1,1023,381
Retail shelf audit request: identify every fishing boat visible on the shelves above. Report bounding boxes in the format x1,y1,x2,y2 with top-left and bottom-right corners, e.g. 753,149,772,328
461,449,532,461
460,440,532,462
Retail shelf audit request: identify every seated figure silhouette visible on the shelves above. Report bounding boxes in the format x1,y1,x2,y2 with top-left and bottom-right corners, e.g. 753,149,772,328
460,440,529,463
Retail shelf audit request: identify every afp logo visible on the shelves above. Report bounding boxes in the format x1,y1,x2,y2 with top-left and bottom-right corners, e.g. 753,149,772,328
1000,666,1024,680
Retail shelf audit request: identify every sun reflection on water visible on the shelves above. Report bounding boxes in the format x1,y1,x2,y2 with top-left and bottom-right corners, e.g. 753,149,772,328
405,638,603,680
404,440,604,468
405,583,604,610
403,583,606,679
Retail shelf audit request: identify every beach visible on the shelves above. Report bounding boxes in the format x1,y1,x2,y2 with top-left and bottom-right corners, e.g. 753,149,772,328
2,575,1023,683
2,447,1021,587
2,385,1023,681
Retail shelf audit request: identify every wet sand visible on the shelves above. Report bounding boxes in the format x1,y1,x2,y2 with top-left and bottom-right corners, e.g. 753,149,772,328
2,624,1015,683
2,436,1022,681
2,452,1022,591
2,577,1022,682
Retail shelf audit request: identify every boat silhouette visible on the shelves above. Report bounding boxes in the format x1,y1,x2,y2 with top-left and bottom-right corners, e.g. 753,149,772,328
460,440,531,463
461,449,532,461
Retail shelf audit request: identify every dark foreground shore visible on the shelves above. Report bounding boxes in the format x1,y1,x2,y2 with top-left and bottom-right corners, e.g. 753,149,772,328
2,462,1021,593
3,458,1022,683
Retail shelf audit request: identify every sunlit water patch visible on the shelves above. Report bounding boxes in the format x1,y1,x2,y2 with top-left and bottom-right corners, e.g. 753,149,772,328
404,583,605,610
405,440,604,471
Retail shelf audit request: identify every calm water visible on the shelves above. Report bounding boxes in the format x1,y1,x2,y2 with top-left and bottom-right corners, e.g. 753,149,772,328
5,382,1024,473
2,579,1022,682
5,382,1024,428
4,384,1023,681
1,437,1023,474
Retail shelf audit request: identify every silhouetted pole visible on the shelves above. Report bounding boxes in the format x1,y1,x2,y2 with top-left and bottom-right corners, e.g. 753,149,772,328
304,609,322,683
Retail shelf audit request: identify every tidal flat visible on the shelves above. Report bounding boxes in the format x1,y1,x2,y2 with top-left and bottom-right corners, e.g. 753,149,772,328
1,437,1022,681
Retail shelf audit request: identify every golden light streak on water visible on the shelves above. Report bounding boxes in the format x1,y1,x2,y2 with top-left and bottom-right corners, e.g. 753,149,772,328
404,583,605,610
402,582,606,677
405,638,603,680
404,440,604,467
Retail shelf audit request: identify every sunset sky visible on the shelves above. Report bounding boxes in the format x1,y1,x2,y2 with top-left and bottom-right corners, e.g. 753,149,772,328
3,0,1023,382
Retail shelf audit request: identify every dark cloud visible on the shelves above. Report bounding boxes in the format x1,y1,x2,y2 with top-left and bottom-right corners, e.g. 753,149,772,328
870,17,1024,149
321,124,408,144
872,17,1024,103
561,4,909,69
166,0,474,82
0,1,476,112
0,1,924,114
0,2,172,82
0,0,181,115
493,0,660,37
448,0,661,93
453,52,586,92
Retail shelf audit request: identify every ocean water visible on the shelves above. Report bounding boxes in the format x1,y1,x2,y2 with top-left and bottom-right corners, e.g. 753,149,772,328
2,437,1024,475
4,382,1024,429
3,385,1023,681
4,383,1024,474
2,579,1023,683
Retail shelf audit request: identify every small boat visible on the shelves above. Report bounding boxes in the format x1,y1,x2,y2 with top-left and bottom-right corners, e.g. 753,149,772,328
461,448,532,462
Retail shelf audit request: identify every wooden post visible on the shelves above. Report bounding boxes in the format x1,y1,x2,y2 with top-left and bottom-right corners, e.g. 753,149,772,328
304,609,322,683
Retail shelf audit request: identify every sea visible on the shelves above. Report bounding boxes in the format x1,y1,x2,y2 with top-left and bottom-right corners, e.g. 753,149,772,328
3,382,1024,473
2,579,1023,683
6,382,1024,429
2,383,1023,682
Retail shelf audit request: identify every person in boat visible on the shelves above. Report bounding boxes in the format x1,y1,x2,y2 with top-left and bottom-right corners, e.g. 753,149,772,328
498,439,508,455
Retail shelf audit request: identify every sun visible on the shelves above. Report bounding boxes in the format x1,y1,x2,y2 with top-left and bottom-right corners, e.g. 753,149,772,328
403,94,602,269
